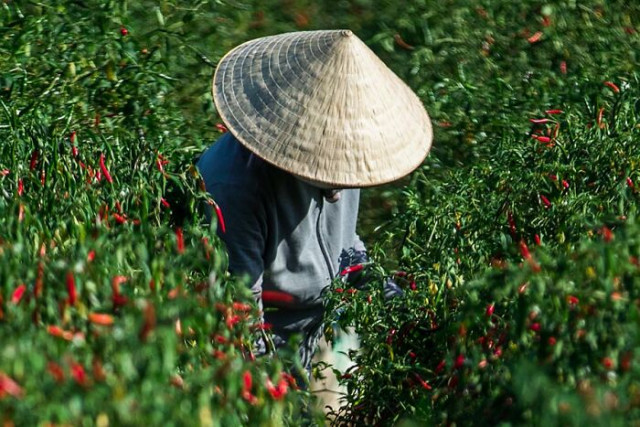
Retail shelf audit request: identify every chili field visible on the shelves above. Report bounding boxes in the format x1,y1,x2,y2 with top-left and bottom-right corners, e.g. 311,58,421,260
2,1,640,425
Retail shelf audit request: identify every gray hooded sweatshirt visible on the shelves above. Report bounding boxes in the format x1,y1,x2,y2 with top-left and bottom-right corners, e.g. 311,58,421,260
197,133,365,335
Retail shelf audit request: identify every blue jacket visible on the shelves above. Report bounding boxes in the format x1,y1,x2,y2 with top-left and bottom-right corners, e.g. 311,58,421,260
197,133,365,334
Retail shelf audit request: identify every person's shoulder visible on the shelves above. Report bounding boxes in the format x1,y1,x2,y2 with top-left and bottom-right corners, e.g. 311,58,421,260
197,132,268,188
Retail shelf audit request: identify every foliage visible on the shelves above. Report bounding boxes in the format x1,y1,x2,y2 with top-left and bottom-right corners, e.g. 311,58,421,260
0,1,314,424
3,0,640,425
323,1,640,425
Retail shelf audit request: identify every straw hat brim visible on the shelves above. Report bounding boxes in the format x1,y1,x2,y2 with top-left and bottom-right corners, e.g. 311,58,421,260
213,30,433,188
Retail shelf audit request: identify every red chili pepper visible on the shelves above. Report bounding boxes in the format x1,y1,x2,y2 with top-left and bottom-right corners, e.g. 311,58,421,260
226,314,241,329
534,234,541,246
627,177,634,189
597,107,605,128
71,145,79,157
527,31,543,43
111,275,127,296
70,362,88,386
156,157,165,175
540,194,551,208
519,240,532,260
250,322,272,332
281,372,298,389
232,302,252,312
88,312,114,326
11,284,27,304
335,288,344,294
602,226,614,242
120,26,129,36
435,359,446,374
266,377,289,400
47,325,75,341
413,373,432,390
66,271,77,305
529,118,550,124
29,149,39,171
566,295,579,306
87,250,96,262
47,361,65,382
486,303,495,317
602,357,615,370
507,211,517,236
453,354,465,369
241,372,258,404
99,153,113,183
562,179,570,189
548,337,557,346
40,170,46,187
176,227,184,254
262,290,295,304
545,109,564,115
533,135,552,143
560,61,567,74
340,264,364,277
70,131,76,143
243,371,252,390
160,198,170,208
214,202,226,233
215,123,228,133
113,213,127,224
17,178,23,196
386,328,397,345
604,81,620,93
529,322,541,332
0,373,24,398
410,281,417,291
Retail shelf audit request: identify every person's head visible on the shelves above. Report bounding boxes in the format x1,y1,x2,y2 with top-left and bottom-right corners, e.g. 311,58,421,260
211,30,433,189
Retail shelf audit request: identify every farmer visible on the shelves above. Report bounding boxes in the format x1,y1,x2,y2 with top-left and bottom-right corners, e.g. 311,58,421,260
197,29,432,383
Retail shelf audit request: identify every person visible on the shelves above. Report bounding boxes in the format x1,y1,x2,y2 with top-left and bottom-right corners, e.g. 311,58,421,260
197,29,432,385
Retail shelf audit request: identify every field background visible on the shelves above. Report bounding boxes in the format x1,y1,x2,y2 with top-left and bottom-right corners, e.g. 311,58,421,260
2,0,640,425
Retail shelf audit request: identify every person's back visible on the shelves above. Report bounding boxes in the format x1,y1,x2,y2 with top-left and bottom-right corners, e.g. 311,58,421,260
198,132,363,370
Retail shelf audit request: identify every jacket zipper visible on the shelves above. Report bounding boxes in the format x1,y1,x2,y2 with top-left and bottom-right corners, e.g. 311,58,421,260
316,197,335,278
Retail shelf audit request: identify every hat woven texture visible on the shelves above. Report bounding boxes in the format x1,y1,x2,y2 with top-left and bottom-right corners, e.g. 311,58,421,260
213,29,433,187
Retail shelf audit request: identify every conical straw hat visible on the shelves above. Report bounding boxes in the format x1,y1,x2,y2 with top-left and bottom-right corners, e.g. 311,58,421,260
213,29,433,187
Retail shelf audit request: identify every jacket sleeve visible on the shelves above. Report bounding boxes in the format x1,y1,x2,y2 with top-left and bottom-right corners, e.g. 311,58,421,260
206,183,266,308
341,234,404,299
